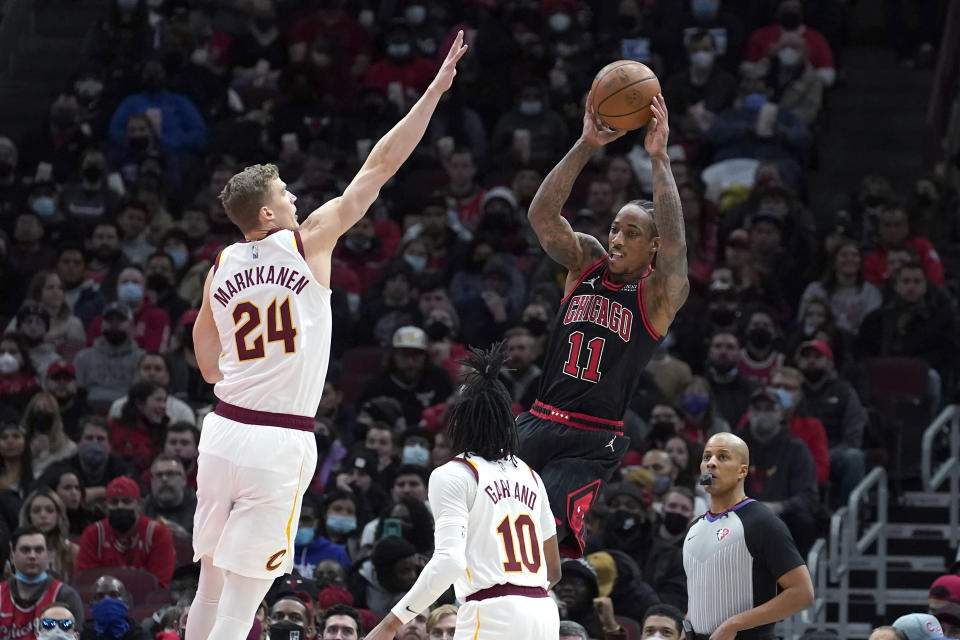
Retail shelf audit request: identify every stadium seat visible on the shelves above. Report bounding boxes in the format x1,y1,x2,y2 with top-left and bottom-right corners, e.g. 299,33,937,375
615,615,642,640
145,589,171,605
174,537,195,567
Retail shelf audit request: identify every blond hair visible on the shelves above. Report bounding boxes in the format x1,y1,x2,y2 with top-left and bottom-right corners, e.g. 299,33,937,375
426,604,458,633
218,163,279,232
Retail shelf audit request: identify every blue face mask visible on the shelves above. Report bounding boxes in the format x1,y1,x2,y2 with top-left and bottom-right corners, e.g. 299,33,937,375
652,473,672,494
32,197,56,217
692,0,719,20
168,248,188,270
326,515,357,535
15,571,48,585
774,388,794,410
93,598,130,637
294,527,315,546
118,282,143,304
401,444,430,467
519,100,543,117
681,393,709,416
404,255,427,272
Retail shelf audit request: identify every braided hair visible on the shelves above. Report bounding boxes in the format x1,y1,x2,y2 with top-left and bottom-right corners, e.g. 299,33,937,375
447,343,518,462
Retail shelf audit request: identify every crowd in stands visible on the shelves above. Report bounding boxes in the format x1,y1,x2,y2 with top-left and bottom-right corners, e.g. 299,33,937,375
0,0,957,638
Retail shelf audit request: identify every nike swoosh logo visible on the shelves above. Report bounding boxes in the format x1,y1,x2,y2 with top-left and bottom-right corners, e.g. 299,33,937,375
686,536,696,542
406,606,416,614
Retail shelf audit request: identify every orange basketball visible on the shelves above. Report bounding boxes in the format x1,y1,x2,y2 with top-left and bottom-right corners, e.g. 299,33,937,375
589,60,661,131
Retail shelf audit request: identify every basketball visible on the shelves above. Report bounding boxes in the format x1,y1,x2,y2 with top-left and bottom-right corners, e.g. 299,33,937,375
589,60,661,131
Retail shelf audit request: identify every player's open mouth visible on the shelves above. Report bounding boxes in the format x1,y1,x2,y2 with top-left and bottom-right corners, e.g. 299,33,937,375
608,252,623,261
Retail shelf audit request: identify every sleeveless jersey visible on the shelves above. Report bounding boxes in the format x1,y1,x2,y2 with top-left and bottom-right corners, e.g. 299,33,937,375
0,579,63,640
450,455,554,600
209,228,331,417
536,256,662,422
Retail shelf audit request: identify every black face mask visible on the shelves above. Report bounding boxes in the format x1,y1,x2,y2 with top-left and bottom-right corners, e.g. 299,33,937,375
747,327,774,350
620,14,637,30
802,368,825,383
863,195,885,208
29,411,56,433
608,509,651,549
103,329,128,346
0,162,13,178
82,164,103,183
128,136,150,151
662,512,690,535
267,620,306,640
523,317,547,336
424,321,450,341
649,420,676,444
709,307,737,327
146,273,170,292
779,10,801,30
108,508,137,533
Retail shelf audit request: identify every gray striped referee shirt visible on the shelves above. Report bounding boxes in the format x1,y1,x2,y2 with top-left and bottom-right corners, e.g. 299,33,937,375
682,498,804,639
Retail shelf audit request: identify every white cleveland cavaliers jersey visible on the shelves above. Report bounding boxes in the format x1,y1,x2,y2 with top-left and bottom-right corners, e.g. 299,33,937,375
209,228,331,417
451,455,556,600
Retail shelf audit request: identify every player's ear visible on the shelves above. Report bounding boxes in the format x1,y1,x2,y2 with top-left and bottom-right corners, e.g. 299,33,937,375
651,235,661,253
259,205,274,223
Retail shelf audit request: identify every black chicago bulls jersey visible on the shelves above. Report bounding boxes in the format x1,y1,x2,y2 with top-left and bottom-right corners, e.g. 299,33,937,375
536,256,662,422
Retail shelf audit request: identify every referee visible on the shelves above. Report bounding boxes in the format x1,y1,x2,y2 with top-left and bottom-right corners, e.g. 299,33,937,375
682,432,814,640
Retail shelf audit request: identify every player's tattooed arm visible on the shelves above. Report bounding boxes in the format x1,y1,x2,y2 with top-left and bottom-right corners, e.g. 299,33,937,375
527,140,598,272
647,96,689,331
529,91,625,274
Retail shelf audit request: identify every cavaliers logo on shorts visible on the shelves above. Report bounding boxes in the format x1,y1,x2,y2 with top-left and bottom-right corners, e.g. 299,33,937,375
266,549,287,571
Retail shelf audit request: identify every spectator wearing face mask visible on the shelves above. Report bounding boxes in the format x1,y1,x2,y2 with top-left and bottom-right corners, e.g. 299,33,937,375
658,486,698,547
22,391,77,480
292,492,351,577
317,490,364,562
591,482,688,611
639,603,686,640
0,333,41,412
81,575,146,640
740,387,818,556
35,602,80,640
75,477,175,588
744,0,836,87
491,83,569,173
664,30,738,142
364,25,438,112
11,304,59,378
60,149,121,231
0,527,84,640
107,60,207,153
62,416,132,506
795,340,866,503
704,331,757,427
86,267,171,353
737,308,785,386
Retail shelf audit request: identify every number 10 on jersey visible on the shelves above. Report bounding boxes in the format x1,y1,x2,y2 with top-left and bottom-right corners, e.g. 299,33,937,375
496,514,541,573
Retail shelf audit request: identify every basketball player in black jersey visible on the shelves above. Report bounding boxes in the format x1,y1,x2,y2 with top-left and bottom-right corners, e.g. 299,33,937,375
517,93,689,558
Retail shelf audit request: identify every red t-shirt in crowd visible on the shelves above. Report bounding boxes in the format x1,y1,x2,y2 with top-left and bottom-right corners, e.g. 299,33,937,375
75,515,176,587
736,413,830,484
109,419,155,474
863,237,944,286
745,26,835,69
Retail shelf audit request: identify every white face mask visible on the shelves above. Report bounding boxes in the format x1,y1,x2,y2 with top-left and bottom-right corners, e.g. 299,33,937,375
548,12,572,32
778,47,802,67
0,353,19,375
690,50,715,70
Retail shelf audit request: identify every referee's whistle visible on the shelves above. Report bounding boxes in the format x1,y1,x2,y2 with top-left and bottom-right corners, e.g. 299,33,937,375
698,472,714,486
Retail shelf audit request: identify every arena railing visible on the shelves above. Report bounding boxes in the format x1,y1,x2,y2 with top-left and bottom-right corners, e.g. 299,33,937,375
0,0,32,75
829,466,889,639
920,404,960,551
779,537,829,640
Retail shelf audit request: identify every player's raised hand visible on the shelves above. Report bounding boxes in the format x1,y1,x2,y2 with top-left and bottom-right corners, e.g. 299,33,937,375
644,94,670,158
429,30,469,93
581,88,628,148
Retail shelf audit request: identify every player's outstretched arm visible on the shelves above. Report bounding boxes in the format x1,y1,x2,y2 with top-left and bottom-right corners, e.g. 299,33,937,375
646,94,689,336
193,268,224,384
528,92,625,275
298,31,469,254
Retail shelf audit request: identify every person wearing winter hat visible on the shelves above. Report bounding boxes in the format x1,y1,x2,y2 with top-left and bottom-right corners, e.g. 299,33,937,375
929,575,960,638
